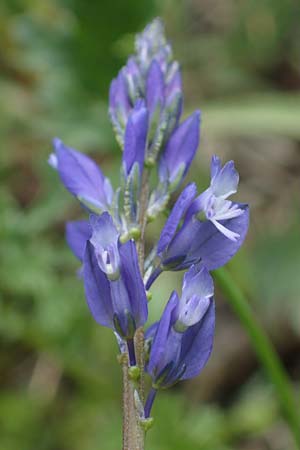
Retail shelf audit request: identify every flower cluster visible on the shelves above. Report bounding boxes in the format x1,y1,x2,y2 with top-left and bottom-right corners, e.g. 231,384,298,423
49,19,249,424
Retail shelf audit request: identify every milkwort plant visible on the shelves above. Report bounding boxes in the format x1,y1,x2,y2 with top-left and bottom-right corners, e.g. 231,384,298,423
49,19,249,450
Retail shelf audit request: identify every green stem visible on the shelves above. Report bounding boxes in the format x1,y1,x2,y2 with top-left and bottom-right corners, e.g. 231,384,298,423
121,352,143,450
121,170,150,450
213,267,300,448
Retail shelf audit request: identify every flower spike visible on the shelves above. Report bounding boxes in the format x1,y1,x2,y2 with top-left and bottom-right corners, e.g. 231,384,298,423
50,19,250,440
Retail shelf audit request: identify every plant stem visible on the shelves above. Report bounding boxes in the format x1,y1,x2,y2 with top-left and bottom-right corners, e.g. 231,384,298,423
122,170,150,450
135,168,150,403
135,327,145,402
213,267,300,448
121,353,130,450
121,352,144,450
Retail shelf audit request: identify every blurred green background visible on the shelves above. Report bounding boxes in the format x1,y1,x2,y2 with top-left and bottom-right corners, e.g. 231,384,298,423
1,0,300,449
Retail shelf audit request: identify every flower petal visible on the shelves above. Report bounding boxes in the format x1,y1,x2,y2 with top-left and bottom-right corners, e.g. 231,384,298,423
179,299,215,380
182,265,214,302
210,155,221,180
211,159,239,198
83,241,113,328
146,60,165,116
53,138,112,210
162,217,202,270
66,220,91,261
119,239,148,327
90,212,118,250
123,101,148,176
176,265,213,328
109,71,131,125
147,291,179,377
177,294,210,328
210,218,240,241
165,62,182,102
145,322,159,341
157,183,197,255
161,110,200,183
190,204,249,270
89,212,120,277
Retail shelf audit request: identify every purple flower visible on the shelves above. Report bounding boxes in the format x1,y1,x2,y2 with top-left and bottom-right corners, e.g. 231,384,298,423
165,62,182,106
135,18,169,72
146,157,249,288
186,155,244,240
135,19,182,119
89,213,121,280
83,212,148,339
122,57,143,103
159,111,200,189
109,71,131,146
50,138,113,213
146,60,165,118
123,100,149,177
109,19,184,162
146,265,215,390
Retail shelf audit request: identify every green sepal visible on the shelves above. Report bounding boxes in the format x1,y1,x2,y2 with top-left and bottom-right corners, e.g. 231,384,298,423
196,210,207,222
125,75,137,104
128,227,141,240
147,186,170,221
173,320,188,333
148,101,162,145
106,269,120,281
110,116,125,149
128,366,141,382
123,162,140,224
144,156,156,168
147,116,168,162
77,196,103,214
168,162,185,193
164,91,182,139
162,255,185,270
120,227,141,244
139,417,154,432
115,105,127,130
113,310,136,340
152,361,174,389
113,314,125,338
144,337,153,364
126,311,137,339
154,363,187,391
119,232,130,244
110,187,121,224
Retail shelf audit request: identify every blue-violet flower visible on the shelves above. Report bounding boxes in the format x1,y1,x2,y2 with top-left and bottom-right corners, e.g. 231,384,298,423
146,265,215,389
